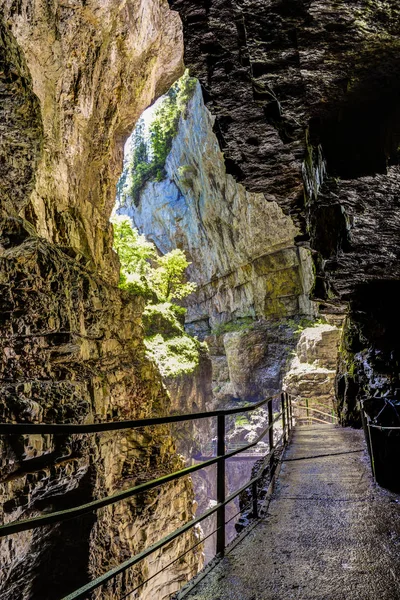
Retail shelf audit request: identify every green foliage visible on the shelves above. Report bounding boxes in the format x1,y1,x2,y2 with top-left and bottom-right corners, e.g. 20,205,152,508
272,315,328,336
177,165,197,189
234,414,250,427
142,302,185,337
211,317,256,337
111,214,156,297
118,70,197,207
151,249,197,302
112,214,204,378
145,335,206,378
111,215,196,303
292,316,328,335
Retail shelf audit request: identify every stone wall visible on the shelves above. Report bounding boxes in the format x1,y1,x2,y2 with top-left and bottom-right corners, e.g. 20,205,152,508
284,322,342,422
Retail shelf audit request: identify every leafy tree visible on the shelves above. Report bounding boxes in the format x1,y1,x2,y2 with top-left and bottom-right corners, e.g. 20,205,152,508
132,117,149,166
151,249,197,301
111,214,196,302
111,215,156,296
111,215,202,378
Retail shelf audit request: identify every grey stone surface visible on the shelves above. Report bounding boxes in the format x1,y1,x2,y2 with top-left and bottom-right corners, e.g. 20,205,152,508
183,425,400,600
123,83,315,330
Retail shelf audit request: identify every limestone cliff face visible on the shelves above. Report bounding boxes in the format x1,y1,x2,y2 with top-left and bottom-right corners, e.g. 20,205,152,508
0,3,203,599
284,322,342,421
120,84,316,407
125,83,315,333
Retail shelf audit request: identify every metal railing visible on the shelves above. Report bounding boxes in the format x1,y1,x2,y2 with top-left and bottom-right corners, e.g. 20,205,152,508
0,392,294,600
293,397,338,425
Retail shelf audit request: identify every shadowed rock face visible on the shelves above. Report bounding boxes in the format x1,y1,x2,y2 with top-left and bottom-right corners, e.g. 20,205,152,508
170,0,400,420
0,4,203,599
0,21,43,216
0,0,184,276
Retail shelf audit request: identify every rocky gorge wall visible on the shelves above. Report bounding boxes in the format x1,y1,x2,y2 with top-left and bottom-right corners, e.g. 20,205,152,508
2,0,400,597
117,66,335,569
169,0,400,425
284,321,342,422
124,82,315,334
0,2,203,599
120,82,317,409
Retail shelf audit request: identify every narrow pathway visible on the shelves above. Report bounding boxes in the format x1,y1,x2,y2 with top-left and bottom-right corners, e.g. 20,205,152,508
181,425,400,600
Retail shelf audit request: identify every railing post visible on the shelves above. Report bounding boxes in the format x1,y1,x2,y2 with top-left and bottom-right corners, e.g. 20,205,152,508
281,392,287,444
289,394,293,429
306,397,309,424
286,392,291,433
268,398,274,451
268,398,275,474
251,480,259,519
216,413,226,556
361,407,376,482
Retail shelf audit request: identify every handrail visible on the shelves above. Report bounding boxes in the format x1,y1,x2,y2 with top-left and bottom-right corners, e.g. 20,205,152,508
0,412,283,538
0,397,272,435
0,392,294,600
297,405,338,421
359,397,400,484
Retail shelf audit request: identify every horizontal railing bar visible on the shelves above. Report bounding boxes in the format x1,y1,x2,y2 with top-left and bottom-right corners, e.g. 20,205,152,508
118,525,221,600
0,396,278,435
297,415,333,425
296,406,338,420
360,396,399,402
367,423,400,430
0,411,282,538
295,399,335,410
361,400,400,430
62,444,283,600
0,456,218,538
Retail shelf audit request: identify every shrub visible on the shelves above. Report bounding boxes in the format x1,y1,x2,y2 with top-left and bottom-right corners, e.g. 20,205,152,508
111,215,203,378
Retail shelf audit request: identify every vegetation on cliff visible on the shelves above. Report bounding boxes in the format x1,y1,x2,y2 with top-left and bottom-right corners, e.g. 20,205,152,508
117,70,197,207
112,215,205,377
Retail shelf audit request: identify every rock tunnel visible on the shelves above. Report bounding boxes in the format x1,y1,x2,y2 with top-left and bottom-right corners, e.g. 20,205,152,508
0,1,400,599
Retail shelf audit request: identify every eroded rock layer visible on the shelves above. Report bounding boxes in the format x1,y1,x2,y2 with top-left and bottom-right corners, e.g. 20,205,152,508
120,82,316,411
0,2,202,599
284,322,342,422
125,83,315,334
1,0,183,275
170,0,400,422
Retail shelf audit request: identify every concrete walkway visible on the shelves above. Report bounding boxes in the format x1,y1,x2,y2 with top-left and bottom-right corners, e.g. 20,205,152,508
182,425,400,600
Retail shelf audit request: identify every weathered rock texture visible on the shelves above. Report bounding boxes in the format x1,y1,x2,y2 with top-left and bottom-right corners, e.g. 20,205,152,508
1,0,183,276
169,0,400,424
125,83,315,334
0,2,203,599
208,321,298,403
120,83,316,422
284,323,342,422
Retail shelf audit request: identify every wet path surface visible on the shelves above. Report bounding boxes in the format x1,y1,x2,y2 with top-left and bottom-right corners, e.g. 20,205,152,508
181,425,400,600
